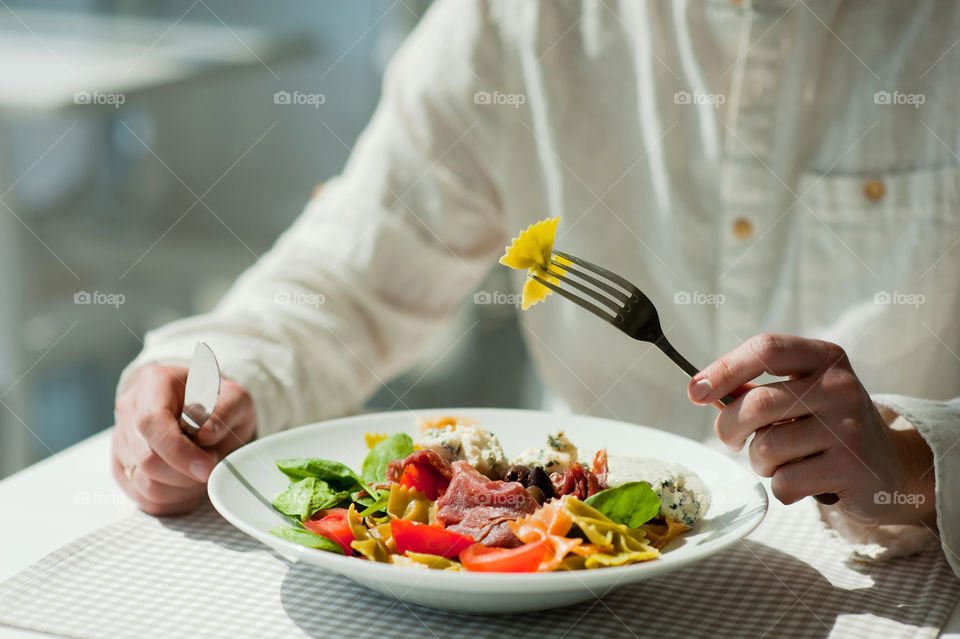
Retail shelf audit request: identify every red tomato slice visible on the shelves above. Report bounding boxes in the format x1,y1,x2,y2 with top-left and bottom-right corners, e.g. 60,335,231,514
459,540,548,573
304,508,354,555
390,519,474,558
398,463,448,500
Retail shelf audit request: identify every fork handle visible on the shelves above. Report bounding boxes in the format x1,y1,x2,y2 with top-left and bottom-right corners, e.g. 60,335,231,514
654,336,839,506
654,337,737,404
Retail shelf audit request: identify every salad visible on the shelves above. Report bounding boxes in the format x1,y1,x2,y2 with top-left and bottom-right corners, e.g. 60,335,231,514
270,416,710,572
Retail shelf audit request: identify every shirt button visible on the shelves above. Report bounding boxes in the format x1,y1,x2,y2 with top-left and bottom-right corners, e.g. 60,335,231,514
732,217,754,240
864,179,885,202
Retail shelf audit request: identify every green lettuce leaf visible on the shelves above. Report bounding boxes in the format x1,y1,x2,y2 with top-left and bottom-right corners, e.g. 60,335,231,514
276,458,374,495
361,433,414,484
357,491,391,518
271,477,350,521
269,525,345,554
584,481,661,528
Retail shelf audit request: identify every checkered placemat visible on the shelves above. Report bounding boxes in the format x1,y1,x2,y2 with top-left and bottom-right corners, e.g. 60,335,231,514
0,494,956,639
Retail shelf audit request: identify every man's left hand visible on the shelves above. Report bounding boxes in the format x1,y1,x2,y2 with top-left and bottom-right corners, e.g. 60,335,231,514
688,333,935,526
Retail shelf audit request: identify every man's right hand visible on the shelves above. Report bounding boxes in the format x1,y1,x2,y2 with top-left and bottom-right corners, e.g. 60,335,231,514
111,364,257,515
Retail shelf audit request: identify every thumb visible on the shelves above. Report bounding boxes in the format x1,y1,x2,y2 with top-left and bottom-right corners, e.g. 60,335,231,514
193,379,255,449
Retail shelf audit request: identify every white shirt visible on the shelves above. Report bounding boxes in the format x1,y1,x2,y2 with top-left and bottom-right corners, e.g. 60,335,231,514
122,0,960,574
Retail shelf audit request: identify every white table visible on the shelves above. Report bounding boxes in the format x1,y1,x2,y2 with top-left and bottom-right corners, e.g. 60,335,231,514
1,429,959,638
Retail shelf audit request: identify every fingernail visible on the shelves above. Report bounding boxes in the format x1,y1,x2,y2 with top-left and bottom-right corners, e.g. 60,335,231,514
190,461,212,482
690,377,712,403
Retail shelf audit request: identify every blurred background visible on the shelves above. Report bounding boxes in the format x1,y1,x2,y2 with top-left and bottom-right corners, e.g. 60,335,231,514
0,0,541,479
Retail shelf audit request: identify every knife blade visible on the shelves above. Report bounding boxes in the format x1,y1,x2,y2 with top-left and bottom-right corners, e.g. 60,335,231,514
178,341,221,438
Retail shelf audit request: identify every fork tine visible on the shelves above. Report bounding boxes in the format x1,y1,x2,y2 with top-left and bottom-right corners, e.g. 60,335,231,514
544,266,622,312
530,274,620,325
550,258,630,304
553,250,641,297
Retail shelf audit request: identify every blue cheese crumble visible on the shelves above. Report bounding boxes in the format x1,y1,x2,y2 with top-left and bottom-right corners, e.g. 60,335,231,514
605,454,710,527
415,424,508,479
512,430,578,473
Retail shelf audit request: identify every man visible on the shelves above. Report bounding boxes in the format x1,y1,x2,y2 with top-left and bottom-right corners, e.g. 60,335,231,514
111,0,960,575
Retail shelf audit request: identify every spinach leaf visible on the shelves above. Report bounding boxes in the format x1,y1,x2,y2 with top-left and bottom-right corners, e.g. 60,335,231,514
584,481,661,528
272,477,350,521
357,490,390,518
361,433,414,484
269,525,345,554
276,458,373,494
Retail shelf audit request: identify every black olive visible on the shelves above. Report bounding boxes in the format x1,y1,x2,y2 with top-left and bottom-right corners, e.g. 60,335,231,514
526,485,546,504
529,466,555,499
504,464,531,485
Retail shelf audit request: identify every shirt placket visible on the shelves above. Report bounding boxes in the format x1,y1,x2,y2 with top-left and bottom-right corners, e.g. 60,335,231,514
715,5,784,354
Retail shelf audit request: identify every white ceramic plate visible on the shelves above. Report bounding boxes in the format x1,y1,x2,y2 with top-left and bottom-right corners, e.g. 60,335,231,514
208,408,767,613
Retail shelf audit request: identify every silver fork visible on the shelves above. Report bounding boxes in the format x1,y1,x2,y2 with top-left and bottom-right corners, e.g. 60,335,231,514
531,249,839,506
532,250,736,405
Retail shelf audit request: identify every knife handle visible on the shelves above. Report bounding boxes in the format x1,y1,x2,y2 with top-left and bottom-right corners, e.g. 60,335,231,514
179,404,208,439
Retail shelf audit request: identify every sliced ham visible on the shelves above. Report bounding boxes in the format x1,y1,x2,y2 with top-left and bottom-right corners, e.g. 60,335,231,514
385,449,453,484
436,461,538,548
550,462,605,500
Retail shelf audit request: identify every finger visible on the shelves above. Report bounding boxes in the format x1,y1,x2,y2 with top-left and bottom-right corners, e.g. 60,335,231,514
112,458,203,516
132,362,216,480
134,365,188,413
748,417,835,477
715,378,826,450
130,465,206,505
193,381,256,448
113,422,197,488
711,382,757,411
689,334,844,405
112,424,138,471
769,452,847,505
133,407,217,482
135,448,204,488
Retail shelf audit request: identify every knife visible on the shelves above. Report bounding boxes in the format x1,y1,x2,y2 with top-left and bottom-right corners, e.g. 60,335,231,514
178,341,221,438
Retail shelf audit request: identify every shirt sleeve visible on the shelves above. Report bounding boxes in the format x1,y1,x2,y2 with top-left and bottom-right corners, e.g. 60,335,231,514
818,395,960,577
116,0,510,437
